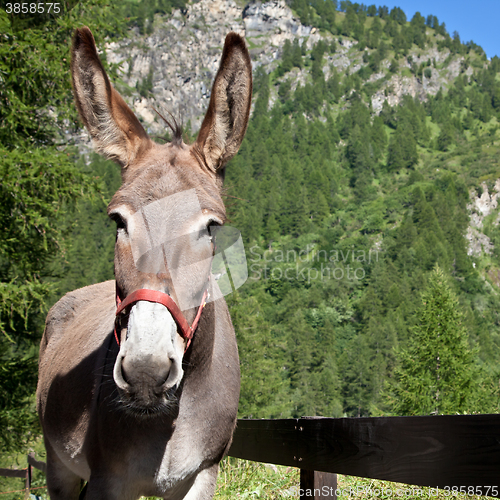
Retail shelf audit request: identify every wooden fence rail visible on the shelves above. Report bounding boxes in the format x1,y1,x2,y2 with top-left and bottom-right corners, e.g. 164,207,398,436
228,414,500,497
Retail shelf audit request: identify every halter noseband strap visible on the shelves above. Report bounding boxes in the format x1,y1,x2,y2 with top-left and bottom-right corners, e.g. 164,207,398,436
114,286,209,352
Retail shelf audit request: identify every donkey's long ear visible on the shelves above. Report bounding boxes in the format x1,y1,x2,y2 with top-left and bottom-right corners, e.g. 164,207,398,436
195,32,252,172
71,27,151,168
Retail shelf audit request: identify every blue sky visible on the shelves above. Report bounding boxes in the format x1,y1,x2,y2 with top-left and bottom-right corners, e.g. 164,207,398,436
374,0,500,59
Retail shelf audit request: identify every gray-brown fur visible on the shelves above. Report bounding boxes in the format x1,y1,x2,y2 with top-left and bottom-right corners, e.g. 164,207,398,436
37,27,252,500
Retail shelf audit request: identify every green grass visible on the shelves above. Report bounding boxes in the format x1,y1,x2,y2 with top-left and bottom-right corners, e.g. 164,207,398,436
214,457,299,498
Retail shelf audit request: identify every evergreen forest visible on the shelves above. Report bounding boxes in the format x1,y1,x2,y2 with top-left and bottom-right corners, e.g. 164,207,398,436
1,0,500,462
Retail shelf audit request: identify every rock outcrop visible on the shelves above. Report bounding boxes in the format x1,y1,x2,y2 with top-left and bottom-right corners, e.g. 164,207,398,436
242,0,311,37
466,179,500,257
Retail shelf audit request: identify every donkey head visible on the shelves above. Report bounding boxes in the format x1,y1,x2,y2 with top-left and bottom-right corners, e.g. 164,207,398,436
71,27,251,414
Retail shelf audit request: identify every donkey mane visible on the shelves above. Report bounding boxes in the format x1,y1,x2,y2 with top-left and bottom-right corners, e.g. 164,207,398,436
152,108,184,146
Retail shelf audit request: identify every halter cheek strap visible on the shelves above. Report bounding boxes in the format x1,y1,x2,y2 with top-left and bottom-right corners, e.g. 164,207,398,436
114,286,209,352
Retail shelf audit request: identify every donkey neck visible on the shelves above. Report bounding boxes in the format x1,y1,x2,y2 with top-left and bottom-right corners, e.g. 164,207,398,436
183,299,217,379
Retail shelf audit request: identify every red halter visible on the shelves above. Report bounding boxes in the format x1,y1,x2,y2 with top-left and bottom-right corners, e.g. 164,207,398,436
114,286,209,352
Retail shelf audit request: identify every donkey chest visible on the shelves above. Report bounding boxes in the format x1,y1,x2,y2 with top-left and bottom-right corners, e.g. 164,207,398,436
92,402,227,484
97,422,214,497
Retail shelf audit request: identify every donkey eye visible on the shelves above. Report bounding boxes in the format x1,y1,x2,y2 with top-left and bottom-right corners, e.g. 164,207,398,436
208,218,222,230
197,221,219,242
207,221,222,242
110,213,127,232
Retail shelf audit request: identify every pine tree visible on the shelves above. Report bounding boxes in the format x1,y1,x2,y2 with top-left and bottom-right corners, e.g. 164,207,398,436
253,68,270,118
0,0,125,452
387,133,405,172
292,38,303,69
265,213,280,241
341,333,375,417
385,265,478,416
311,191,330,222
369,16,382,49
437,122,455,151
278,39,294,76
371,116,387,160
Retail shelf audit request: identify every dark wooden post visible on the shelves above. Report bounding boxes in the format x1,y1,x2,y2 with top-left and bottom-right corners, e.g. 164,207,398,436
300,469,337,499
24,464,32,500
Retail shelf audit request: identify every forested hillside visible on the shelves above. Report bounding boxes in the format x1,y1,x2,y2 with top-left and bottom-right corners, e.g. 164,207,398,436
225,6,500,417
1,0,500,458
227,1,500,417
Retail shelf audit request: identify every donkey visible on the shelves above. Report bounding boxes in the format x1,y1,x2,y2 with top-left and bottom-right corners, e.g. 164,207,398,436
36,26,251,500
